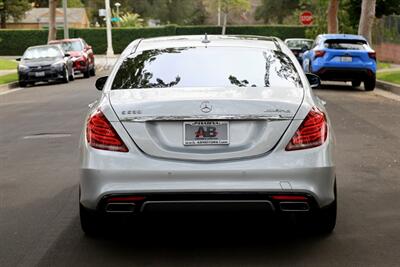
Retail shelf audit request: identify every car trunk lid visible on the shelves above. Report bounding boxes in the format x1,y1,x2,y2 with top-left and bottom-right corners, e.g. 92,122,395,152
109,86,303,161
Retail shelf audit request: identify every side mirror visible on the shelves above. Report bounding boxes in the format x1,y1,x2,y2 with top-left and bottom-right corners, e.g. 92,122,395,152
16,58,21,61
306,73,321,89
301,46,309,52
95,76,108,91
64,53,71,57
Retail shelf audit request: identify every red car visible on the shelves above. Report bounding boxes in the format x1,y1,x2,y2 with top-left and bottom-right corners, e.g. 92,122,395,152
49,38,95,78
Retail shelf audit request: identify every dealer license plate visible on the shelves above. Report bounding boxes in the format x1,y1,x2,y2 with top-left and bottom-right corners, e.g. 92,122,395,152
183,121,229,146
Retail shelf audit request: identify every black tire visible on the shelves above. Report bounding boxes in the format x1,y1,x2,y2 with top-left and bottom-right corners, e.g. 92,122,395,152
297,181,337,235
364,75,376,91
80,204,103,237
19,81,27,87
62,66,69,83
69,68,75,81
309,196,337,234
90,66,96,76
351,80,361,87
84,66,90,78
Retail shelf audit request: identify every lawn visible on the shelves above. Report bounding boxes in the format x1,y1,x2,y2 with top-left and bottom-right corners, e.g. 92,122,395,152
0,73,18,85
377,70,400,85
377,61,392,70
0,58,18,70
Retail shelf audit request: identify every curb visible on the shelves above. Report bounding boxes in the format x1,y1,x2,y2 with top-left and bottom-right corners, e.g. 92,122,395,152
376,80,400,95
0,81,19,92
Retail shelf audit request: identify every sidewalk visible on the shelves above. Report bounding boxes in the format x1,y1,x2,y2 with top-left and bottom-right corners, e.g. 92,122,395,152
0,69,16,76
95,55,119,72
377,64,400,73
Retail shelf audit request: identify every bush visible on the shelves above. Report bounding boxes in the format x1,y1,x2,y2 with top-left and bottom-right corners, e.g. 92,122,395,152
0,29,48,56
0,25,308,55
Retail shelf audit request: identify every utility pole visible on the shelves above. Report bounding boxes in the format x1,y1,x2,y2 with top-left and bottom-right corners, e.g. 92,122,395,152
105,0,114,56
217,0,221,26
63,0,69,38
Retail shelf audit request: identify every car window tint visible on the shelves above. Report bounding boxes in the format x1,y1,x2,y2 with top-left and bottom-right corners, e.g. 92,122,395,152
324,39,368,50
112,47,302,89
286,40,313,49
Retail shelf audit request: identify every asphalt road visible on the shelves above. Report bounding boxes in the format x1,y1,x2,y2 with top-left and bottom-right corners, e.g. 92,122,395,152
1,76,400,267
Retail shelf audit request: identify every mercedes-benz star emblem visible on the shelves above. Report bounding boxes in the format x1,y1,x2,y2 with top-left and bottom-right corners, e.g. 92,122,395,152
200,101,212,113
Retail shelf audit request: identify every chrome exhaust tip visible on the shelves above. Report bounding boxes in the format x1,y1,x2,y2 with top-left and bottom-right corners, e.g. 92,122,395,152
105,203,136,213
279,202,310,212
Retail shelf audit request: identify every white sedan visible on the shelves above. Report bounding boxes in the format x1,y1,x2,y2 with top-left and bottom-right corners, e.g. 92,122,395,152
79,35,336,236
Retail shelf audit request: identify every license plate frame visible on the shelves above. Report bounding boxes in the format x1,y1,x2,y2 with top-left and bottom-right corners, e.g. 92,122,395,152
35,71,45,77
340,56,352,62
183,121,229,146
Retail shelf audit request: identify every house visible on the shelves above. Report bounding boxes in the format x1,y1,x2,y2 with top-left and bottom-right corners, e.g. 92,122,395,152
6,8,89,29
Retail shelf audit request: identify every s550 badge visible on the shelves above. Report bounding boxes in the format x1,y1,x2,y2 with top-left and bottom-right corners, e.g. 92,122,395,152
121,110,142,115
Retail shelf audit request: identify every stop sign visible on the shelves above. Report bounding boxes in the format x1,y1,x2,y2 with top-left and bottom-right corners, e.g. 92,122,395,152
300,11,313,25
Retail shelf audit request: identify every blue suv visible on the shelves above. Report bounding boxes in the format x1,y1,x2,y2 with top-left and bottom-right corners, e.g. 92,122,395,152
302,34,376,91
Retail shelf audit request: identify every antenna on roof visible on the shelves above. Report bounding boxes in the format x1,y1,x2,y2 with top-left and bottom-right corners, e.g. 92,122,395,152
202,33,210,44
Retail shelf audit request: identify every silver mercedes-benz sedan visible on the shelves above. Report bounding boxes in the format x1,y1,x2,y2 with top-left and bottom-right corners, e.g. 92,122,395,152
79,35,336,235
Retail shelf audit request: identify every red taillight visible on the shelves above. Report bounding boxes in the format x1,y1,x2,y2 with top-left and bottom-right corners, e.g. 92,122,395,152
314,50,325,59
286,107,328,151
86,110,128,152
368,52,376,60
271,195,308,201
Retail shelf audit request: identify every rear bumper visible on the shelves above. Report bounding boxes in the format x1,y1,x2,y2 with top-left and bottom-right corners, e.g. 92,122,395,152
315,67,375,81
98,192,319,215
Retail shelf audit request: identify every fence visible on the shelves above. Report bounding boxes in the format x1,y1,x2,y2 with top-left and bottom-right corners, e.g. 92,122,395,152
373,15,400,64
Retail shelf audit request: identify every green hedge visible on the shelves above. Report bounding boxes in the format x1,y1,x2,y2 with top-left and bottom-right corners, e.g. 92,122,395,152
0,25,308,55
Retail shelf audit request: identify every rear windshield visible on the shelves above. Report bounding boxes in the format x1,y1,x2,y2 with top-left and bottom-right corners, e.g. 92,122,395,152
324,39,368,50
58,41,83,52
111,47,302,89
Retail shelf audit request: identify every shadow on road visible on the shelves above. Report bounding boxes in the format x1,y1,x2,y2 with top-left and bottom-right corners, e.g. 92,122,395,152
38,212,332,266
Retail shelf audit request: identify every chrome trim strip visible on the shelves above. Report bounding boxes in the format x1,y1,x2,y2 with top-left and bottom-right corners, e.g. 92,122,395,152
120,114,294,122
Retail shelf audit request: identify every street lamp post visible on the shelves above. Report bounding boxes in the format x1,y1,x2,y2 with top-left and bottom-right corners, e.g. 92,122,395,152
115,2,121,18
105,0,114,57
114,2,121,27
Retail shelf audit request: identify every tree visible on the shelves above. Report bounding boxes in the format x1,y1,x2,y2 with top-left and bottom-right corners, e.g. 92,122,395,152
256,0,300,24
327,0,339,33
358,0,376,42
206,0,250,34
346,0,400,29
119,12,144,28
0,0,31,28
48,0,57,42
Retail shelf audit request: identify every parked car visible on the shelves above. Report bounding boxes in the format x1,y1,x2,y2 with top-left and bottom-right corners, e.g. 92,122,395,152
17,44,74,87
284,38,313,64
79,35,336,236
49,38,95,78
302,34,376,91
